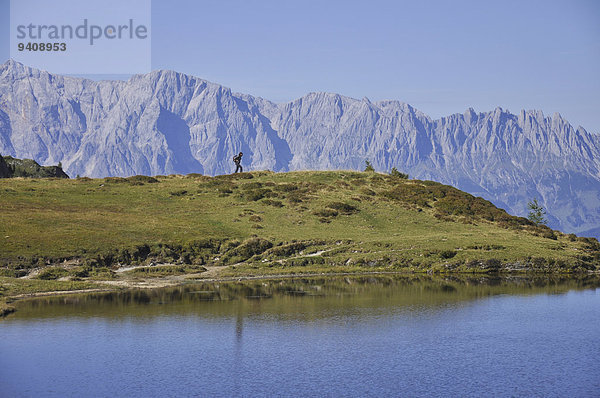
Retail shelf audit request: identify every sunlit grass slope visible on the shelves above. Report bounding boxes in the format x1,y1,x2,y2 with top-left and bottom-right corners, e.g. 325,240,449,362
1,171,599,276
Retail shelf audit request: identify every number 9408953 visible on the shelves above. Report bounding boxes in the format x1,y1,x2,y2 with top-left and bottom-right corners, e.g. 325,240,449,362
18,42,67,51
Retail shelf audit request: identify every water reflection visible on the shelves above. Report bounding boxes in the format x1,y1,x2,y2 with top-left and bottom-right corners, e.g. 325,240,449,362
2,274,599,398
9,274,600,321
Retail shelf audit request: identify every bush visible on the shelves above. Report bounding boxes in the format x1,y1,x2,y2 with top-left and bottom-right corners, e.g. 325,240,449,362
527,198,547,226
37,267,69,280
241,182,263,190
0,268,27,277
389,167,409,179
126,175,159,184
287,192,305,203
439,250,457,259
360,188,376,196
364,160,375,172
239,188,273,201
274,183,298,192
326,202,358,214
127,265,206,277
262,199,284,207
541,230,557,240
286,256,325,267
268,242,306,257
103,177,128,183
313,208,339,218
483,259,502,270
222,237,273,264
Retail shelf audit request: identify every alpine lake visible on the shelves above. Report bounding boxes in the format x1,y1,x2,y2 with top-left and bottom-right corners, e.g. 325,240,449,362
1,274,599,397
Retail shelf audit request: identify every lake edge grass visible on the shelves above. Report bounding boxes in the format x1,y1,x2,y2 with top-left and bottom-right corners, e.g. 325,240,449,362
1,170,599,310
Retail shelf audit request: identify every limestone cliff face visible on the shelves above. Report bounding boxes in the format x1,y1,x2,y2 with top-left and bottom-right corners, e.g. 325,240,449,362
1,60,599,237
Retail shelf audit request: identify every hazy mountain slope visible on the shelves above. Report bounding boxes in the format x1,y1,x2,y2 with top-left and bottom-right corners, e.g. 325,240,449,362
0,60,599,237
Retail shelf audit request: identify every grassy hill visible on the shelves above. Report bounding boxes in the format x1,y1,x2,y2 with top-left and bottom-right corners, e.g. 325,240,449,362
2,170,600,314
1,170,598,280
1,155,69,178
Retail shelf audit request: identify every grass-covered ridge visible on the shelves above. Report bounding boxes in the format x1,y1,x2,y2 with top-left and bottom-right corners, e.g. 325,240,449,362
0,155,69,179
1,170,599,281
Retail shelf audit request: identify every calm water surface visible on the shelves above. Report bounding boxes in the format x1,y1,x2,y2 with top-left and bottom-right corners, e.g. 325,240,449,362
1,275,599,397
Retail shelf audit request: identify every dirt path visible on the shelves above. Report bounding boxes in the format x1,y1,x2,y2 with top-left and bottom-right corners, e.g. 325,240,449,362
114,263,179,273
200,265,229,278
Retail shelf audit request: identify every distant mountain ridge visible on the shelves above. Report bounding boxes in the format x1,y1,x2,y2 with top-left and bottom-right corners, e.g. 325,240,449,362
0,60,599,237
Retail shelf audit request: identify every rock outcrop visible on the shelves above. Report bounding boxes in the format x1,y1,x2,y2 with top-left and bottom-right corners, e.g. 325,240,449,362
0,155,69,178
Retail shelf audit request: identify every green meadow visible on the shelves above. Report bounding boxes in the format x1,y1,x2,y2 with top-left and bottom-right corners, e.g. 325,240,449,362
1,170,599,310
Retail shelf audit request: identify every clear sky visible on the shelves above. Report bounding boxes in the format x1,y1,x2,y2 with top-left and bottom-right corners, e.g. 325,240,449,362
1,0,599,133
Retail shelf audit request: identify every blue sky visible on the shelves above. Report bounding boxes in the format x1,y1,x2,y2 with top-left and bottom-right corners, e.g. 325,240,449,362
1,0,599,133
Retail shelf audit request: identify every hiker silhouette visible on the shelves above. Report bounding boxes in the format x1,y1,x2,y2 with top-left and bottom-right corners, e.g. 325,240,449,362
233,152,243,173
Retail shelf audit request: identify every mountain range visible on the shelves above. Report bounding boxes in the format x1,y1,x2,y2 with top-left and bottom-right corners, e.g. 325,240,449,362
1,59,599,238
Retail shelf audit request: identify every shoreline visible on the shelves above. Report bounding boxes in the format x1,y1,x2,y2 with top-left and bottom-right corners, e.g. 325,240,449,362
4,267,600,303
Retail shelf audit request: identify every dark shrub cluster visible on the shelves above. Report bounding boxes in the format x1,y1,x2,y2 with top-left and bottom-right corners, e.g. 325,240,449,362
389,167,409,179
37,267,69,280
326,202,359,214
273,183,298,192
439,250,457,259
262,199,284,207
103,177,128,183
126,175,159,184
221,237,273,264
285,256,326,267
286,191,305,203
268,242,307,257
313,208,339,218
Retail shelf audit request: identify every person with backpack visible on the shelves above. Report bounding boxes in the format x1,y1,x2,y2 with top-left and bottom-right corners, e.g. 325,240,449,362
233,152,243,173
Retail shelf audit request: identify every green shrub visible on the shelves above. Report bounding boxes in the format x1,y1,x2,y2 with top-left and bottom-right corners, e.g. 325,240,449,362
360,188,376,196
222,237,273,264
126,175,159,184
313,209,339,218
326,202,358,214
286,256,325,267
37,267,69,280
0,268,26,277
262,199,284,207
103,177,128,183
390,167,409,179
127,265,206,277
287,192,305,203
483,259,502,270
439,250,457,259
268,242,307,257
239,188,273,201
274,183,298,192
541,230,557,240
